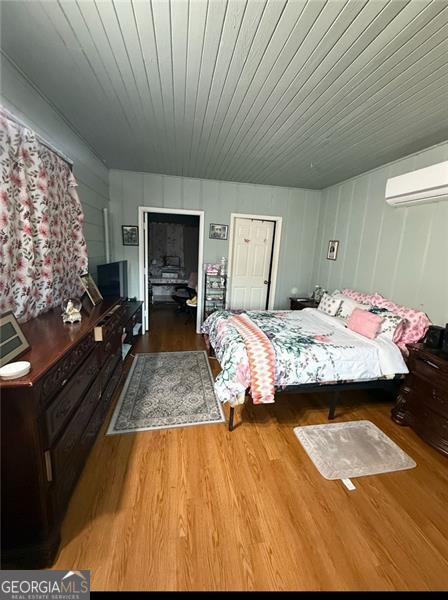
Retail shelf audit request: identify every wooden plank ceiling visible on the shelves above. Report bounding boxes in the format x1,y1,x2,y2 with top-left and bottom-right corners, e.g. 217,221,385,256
1,0,448,189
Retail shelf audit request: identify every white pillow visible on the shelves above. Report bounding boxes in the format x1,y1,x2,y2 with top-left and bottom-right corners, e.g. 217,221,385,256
333,294,371,320
373,310,407,341
317,293,342,316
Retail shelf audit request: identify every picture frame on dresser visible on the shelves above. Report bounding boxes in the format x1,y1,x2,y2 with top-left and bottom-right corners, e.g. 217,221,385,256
80,292,93,315
80,273,103,307
0,311,30,367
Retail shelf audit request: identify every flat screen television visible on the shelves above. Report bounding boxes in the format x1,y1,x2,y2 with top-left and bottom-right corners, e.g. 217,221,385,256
97,260,128,298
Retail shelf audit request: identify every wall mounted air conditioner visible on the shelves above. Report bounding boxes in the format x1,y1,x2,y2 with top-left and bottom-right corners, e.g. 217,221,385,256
385,160,448,207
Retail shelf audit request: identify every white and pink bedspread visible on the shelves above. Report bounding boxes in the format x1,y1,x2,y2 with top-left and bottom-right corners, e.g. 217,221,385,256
202,308,408,407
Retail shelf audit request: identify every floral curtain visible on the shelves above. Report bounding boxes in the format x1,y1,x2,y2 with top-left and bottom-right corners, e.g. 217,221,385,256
0,108,88,322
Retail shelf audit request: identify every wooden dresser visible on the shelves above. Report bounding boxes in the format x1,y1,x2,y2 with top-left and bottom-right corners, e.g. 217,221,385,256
392,343,448,457
1,298,142,568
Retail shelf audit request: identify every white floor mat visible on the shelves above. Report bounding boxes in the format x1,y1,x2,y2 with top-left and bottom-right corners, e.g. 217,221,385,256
293,420,416,480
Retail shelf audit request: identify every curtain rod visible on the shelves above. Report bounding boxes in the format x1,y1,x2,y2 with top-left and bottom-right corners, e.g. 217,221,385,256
2,108,74,169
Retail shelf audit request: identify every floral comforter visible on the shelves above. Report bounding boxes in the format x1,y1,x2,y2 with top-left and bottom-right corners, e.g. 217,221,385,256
201,308,408,406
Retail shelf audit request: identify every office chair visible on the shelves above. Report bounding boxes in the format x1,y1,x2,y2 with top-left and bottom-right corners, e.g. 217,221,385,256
171,272,198,313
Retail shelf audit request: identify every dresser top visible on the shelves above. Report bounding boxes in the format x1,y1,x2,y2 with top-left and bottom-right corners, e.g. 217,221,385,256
0,297,122,388
407,343,448,370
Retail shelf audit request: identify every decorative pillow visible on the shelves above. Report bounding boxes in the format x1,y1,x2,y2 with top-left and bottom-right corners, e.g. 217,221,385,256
317,293,342,316
388,318,408,343
371,294,431,348
333,294,371,320
347,308,384,339
341,288,376,305
370,309,407,342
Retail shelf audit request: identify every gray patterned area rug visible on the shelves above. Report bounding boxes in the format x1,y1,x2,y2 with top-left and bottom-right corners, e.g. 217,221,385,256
293,420,416,480
107,351,224,435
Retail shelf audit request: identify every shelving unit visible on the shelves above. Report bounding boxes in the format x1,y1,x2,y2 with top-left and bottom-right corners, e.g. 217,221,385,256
203,272,227,320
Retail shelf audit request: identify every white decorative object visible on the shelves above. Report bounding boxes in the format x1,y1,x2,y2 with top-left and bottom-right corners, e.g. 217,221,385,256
62,298,82,324
0,361,31,380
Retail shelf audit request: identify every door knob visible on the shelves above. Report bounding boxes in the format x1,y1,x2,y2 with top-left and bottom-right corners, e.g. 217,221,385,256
264,280,269,285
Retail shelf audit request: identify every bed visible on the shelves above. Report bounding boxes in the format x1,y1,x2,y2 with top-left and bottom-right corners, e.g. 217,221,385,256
202,307,410,431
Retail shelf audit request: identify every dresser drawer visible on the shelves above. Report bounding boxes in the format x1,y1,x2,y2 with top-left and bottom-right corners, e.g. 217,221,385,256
95,304,125,341
39,334,96,408
51,377,102,488
410,352,448,390
405,393,448,455
409,374,448,419
100,343,122,391
44,351,99,445
98,328,122,368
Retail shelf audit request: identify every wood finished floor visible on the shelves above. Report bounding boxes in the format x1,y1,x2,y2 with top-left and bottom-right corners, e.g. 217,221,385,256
53,305,448,591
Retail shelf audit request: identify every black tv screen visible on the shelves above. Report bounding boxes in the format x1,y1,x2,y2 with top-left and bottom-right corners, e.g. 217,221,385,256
97,261,128,298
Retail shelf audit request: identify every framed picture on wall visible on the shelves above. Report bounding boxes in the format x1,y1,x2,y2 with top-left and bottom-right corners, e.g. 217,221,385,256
0,311,31,367
327,240,339,260
209,223,228,240
122,225,139,246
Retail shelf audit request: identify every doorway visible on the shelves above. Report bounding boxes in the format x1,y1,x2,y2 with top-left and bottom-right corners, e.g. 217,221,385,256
138,207,204,333
227,213,282,311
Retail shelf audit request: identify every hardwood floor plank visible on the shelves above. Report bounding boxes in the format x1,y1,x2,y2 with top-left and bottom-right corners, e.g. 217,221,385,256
52,305,448,590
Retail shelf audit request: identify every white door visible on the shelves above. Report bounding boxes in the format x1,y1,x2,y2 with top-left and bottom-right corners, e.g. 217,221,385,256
229,218,275,310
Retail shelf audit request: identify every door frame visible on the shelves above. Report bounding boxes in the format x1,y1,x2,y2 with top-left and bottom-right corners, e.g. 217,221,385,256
227,213,282,310
138,206,204,334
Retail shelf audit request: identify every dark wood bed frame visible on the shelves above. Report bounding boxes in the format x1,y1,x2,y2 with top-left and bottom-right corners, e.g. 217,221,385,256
204,335,402,432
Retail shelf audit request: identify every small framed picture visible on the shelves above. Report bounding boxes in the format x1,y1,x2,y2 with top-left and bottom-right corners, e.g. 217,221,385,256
209,223,228,240
327,240,339,261
80,292,93,315
122,225,139,246
80,273,103,306
0,311,31,367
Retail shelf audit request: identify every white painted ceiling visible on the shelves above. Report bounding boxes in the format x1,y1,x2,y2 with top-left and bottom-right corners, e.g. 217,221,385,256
1,0,448,189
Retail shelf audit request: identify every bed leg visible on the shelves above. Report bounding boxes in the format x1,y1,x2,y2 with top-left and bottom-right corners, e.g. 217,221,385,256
328,391,339,420
228,406,235,432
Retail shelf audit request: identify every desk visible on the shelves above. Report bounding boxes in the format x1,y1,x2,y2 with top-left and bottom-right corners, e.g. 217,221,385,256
149,278,189,303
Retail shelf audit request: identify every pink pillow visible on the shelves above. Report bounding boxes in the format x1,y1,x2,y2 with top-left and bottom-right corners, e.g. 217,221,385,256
372,293,431,348
341,288,376,305
392,318,408,344
347,308,384,339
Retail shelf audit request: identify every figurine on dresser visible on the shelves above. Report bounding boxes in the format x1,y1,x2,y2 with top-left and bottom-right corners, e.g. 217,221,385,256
62,299,82,324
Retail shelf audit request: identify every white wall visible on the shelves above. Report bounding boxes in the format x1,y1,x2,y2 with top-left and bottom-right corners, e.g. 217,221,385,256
1,55,109,277
109,170,322,306
312,141,448,325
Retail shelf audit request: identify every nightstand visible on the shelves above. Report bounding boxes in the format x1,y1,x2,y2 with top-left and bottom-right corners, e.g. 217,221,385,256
290,297,319,311
392,343,448,457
